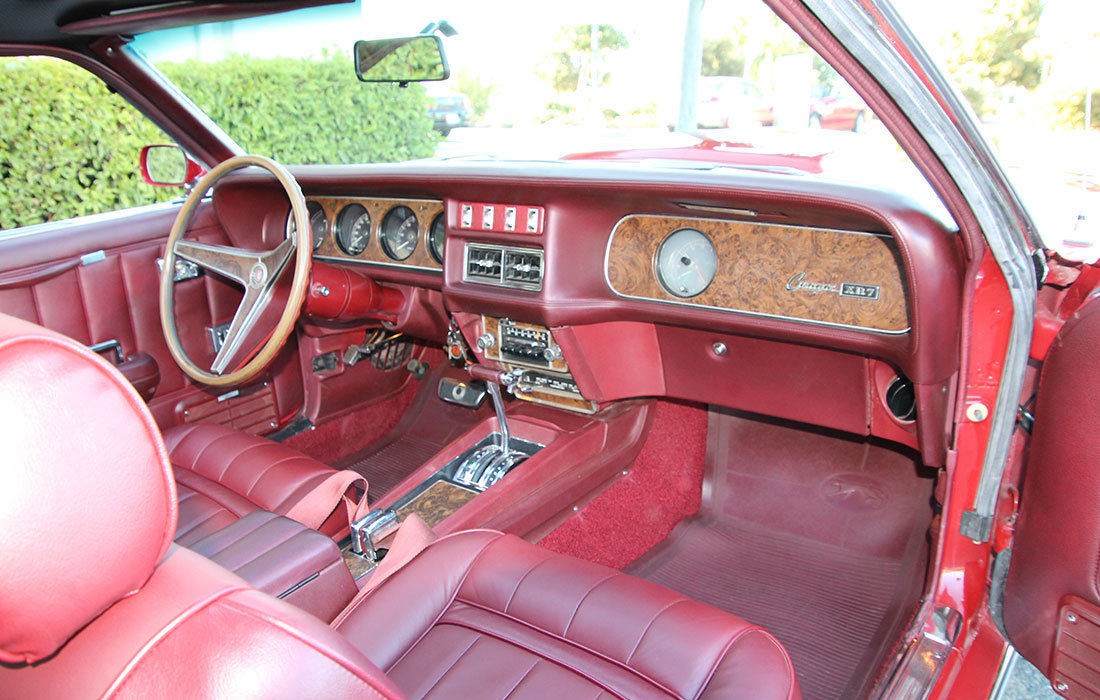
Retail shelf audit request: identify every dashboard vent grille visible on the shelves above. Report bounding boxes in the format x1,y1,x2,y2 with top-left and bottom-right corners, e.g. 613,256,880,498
503,250,542,285
464,243,542,291
465,245,502,282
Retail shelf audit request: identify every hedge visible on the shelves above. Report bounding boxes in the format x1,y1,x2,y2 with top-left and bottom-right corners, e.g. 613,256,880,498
0,52,435,231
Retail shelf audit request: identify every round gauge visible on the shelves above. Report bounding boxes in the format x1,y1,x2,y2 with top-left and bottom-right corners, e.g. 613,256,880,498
379,205,419,261
655,228,718,298
285,200,327,250
335,203,371,255
429,213,446,264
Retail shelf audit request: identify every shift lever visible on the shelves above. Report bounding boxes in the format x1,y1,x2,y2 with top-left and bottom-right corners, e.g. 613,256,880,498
466,364,522,456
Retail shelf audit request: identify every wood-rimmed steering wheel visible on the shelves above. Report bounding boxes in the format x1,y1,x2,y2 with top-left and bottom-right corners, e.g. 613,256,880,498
159,154,311,387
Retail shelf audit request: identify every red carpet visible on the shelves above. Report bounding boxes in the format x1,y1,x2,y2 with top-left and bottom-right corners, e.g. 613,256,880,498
281,378,418,465
537,399,708,569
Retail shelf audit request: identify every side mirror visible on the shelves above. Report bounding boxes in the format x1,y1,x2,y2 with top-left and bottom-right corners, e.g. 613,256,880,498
354,35,449,83
140,144,205,187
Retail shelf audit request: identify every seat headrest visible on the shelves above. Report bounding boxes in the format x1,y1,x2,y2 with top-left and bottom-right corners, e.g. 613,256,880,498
0,314,177,664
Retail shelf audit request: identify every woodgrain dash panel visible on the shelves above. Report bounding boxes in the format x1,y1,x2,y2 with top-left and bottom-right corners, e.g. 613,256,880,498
396,480,478,528
313,196,444,271
606,215,909,333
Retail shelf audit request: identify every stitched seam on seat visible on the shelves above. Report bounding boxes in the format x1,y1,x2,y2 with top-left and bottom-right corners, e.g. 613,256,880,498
416,634,483,700
102,583,252,698
372,533,507,674
239,454,303,500
174,471,254,518
434,617,651,700
218,598,394,699
500,657,541,700
174,507,230,541
503,554,557,615
687,625,759,700
445,600,682,699
624,597,690,665
214,440,271,483
562,572,619,637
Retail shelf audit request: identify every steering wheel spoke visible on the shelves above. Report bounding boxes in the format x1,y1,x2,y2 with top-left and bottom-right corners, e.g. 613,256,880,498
159,154,313,386
175,240,261,286
208,238,297,375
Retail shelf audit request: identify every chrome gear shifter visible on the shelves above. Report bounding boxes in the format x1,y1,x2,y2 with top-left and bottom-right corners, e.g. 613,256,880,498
453,364,528,490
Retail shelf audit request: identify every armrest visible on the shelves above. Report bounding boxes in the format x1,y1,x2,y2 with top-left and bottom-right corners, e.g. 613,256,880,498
187,510,358,622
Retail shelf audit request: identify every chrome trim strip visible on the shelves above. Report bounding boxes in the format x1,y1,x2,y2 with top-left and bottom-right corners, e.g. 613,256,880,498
602,213,910,335
987,648,1019,700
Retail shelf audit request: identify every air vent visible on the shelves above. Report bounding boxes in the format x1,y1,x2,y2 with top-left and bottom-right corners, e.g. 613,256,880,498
503,249,542,285
463,243,542,291
465,245,503,282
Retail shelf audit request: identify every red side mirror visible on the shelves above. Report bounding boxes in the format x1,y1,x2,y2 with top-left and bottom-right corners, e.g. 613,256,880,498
139,144,206,187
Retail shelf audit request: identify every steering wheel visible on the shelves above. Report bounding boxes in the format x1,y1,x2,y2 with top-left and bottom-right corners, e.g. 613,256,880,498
159,154,312,387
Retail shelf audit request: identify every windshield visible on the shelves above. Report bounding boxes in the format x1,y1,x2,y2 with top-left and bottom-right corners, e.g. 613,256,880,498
134,1,951,221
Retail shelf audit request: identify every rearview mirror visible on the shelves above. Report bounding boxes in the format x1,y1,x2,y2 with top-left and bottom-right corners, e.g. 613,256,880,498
140,144,205,187
354,35,449,83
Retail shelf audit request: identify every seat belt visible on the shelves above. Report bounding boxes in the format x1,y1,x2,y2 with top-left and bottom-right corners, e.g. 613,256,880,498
284,470,371,531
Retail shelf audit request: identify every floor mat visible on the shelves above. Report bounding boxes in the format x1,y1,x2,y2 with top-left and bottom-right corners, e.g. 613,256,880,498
335,365,491,501
627,408,933,700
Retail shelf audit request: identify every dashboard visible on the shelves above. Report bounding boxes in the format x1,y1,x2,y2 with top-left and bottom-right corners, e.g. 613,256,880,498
218,161,963,466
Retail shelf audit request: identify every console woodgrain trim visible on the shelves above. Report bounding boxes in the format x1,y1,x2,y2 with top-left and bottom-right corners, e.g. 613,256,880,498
312,196,444,272
605,214,909,333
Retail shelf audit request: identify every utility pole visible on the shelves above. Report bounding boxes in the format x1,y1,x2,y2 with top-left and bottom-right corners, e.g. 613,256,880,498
677,0,705,132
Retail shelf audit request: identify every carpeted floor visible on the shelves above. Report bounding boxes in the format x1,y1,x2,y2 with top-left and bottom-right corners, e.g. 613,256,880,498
626,408,934,700
537,399,709,569
333,364,492,502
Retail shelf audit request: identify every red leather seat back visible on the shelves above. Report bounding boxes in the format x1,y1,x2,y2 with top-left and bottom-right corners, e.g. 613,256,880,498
0,314,176,664
0,312,402,698
1004,297,1100,674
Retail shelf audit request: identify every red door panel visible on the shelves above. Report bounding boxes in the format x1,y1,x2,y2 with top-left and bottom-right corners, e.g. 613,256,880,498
1002,297,1100,691
0,202,304,433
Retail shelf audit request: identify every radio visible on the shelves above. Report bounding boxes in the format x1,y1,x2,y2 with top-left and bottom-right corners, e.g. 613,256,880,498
497,319,560,367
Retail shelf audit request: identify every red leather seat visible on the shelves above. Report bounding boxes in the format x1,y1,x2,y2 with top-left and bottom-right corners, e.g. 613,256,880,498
166,422,350,545
0,312,800,699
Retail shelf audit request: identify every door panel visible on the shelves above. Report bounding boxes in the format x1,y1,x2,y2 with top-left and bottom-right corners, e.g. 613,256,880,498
1003,297,1100,690
0,201,304,432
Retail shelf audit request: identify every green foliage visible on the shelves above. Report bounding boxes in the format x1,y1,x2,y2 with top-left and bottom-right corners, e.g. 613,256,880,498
945,0,1045,117
701,37,745,78
1054,90,1100,131
0,51,436,231
455,70,494,122
544,24,629,92
161,51,435,166
0,57,175,230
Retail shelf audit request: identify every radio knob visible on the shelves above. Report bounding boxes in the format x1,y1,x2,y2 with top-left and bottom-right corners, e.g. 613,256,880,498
476,333,495,350
542,345,563,362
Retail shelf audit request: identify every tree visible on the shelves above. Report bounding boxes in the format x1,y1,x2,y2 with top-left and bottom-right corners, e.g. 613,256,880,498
545,24,629,92
945,0,1045,116
455,70,494,122
701,37,745,77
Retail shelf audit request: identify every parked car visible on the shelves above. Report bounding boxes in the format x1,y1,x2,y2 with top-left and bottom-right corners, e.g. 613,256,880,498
809,83,870,131
427,90,472,136
696,75,776,128
0,1,1089,700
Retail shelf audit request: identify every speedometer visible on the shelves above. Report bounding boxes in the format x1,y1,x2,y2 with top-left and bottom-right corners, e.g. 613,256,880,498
379,205,419,261
335,203,371,255
285,200,327,250
655,228,717,298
